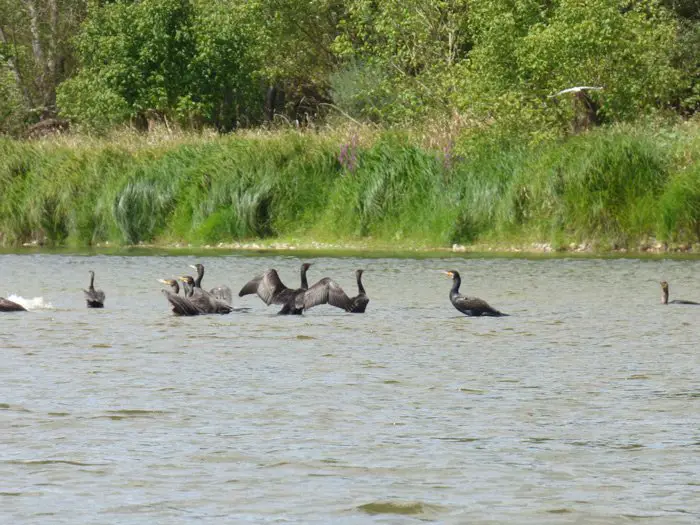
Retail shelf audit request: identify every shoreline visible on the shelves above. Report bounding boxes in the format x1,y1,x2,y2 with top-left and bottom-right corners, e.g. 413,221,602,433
9,238,700,258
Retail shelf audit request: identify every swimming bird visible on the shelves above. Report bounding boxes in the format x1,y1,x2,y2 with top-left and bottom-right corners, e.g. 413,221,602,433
158,279,201,316
303,269,370,313
178,276,233,314
444,270,507,317
189,263,233,304
660,281,699,305
0,296,27,312
238,263,312,315
84,270,105,308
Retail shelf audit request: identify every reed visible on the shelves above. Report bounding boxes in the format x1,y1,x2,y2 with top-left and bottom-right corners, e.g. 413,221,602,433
1,122,699,250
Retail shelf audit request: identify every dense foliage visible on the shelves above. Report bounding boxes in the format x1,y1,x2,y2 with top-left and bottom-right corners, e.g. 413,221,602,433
2,0,700,134
2,123,700,249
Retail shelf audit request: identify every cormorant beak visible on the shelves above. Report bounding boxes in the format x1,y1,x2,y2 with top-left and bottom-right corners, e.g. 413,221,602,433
443,271,453,277
158,279,168,284
177,276,187,282
189,265,197,270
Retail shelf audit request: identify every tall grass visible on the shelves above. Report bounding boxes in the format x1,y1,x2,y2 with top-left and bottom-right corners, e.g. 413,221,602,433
1,123,700,250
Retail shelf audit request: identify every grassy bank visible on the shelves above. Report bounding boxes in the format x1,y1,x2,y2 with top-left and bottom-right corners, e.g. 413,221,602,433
1,123,700,252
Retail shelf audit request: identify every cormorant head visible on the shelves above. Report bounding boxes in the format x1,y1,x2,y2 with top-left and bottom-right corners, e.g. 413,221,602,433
158,278,176,287
301,263,312,271
189,263,204,274
444,270,460,280
660,281,669,292
89,270,95,277
178,275,196,286
356,269,364,277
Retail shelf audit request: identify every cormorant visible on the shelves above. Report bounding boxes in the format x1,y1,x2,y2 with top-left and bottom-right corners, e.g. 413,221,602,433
178,276,233,314
444,270,507,317
0,297,26,312
84,270,105,308
238,263,312,315
189,263,233,304
158,279,202,316
303,269,369,313
660,281,699,305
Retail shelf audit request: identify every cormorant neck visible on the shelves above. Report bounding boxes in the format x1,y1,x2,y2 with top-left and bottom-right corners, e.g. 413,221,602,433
89,272,95,291
173,281,180,295
195,266,204,288
450,275,461,295
300,266,309,289
662,288,669,304
356,272,366,294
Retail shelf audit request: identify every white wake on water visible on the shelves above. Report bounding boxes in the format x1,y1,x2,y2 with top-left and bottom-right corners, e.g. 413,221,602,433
5,294,54,310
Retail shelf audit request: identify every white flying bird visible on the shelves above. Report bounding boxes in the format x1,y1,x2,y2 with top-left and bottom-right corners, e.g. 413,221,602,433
549,86,604,98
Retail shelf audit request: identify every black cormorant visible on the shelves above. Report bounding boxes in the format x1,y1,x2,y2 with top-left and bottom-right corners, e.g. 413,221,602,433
84,270,105,308
159,278,202,316
238,263,312,315
303,269,370,313
0,296,26,312
660,281,699,305
189,263,233,304
178,276,233,314
444,270,507,317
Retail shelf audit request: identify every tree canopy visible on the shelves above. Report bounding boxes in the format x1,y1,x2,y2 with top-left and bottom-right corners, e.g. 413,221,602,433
1,0,698,135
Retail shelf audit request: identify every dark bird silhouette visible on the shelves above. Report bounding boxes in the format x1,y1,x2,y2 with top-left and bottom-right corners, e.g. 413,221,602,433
238,263,312,315
0,296,26,312
660,281,699,305
84,270,105,308
189,263,233,304
444,270,507,317
159,278,202,316
303,269,369,313
179,276,233,314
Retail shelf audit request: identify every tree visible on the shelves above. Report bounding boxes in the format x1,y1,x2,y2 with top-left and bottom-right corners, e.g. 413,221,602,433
57,0,262,130
0,0,87,133
330,0,470,123
459,0,682,133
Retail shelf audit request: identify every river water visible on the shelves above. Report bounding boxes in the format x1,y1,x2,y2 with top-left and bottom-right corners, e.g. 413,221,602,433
1,252,698,524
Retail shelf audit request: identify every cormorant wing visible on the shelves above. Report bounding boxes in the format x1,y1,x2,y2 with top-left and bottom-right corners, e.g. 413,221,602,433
238,275,262,297
0,297,27,312
209,285,232,305
239,270,288,305
189,287,233,314
303,278,351,311
212,298,234,314
454,295,501,315
162,289,201,316
83,289,105,302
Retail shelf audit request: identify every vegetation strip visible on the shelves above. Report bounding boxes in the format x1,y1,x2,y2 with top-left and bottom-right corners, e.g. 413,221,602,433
1,124,699,253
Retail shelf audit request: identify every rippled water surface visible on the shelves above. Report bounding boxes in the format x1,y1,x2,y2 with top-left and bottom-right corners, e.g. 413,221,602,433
1,253,699,524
